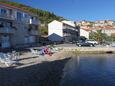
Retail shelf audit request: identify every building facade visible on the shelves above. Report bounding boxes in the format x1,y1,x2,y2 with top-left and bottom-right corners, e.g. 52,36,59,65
80,28,89,39
0,2,40,48
82,26,115,37
91,26,115,36
48,20,79,43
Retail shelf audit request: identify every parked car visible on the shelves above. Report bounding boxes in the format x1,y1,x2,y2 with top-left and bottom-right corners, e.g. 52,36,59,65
110,42,115,47
71,41,77,44
86,39,98,45
101,41,111,46
76,41,95,47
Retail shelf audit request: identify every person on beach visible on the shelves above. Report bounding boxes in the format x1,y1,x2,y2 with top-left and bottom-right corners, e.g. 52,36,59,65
44,47,52,56
40,48,45,55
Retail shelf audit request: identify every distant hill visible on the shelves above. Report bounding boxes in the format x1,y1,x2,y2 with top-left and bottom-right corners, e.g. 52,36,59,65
0,0,65,35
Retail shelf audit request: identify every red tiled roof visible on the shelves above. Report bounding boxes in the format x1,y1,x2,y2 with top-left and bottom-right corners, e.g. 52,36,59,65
82,26,115,31
92,26,115,30
0,2,34,15
81,28,91,31
103,26,115,30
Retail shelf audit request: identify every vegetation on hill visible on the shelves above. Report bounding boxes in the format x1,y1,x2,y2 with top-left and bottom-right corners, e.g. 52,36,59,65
0,0,65,35
89,30,112,43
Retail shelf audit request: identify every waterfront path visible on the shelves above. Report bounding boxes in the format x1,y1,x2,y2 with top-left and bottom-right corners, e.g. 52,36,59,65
56,44,115,53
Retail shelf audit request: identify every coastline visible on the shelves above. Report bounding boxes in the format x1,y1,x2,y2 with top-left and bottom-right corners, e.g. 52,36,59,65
1,47,115,86
59,47,115,54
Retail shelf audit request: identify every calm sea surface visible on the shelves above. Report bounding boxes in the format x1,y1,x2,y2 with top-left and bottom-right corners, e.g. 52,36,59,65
60,54,115,86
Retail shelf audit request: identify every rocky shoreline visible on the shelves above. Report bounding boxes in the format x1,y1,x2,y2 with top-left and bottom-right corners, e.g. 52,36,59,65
0,51,71,86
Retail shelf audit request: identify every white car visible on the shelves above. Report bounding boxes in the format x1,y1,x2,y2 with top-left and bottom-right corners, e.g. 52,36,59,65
111,42,115,47
86,39,98,45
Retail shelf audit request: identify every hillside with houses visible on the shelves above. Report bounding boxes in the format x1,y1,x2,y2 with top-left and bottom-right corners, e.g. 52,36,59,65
0,0,115,45
76,20,115,30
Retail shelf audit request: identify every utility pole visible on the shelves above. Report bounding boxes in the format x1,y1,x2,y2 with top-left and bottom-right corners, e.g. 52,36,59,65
74,21,80,41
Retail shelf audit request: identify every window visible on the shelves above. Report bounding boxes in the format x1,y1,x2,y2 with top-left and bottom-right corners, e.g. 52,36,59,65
1,9,7,15
31,16,34,20
6,22,12,27
0,22,4,27
9,9,12,15
17,12,22,21
24,13,28,18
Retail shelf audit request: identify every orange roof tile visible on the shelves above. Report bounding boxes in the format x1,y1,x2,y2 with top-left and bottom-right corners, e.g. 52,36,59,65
82,26,115,30
111,33,115,36
81,28,91,31
0,2,34,15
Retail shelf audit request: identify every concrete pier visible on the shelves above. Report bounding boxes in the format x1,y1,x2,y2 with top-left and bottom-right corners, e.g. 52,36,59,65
59,47,115,54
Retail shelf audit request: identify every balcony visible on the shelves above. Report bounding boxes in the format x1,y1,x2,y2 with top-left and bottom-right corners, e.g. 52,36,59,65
0,27,15,34
0,14,15,20
29,19,39,25
63,33,71,36
15,17,30,24
29,29,39,35
23,18,30,24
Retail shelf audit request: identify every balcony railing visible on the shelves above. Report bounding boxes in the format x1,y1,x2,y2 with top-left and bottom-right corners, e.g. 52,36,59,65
0,27,15,34
0,14,15,20
30,30,39,35
0,14,39,25
23,18,30,24
63,33,71,36
15,18,30,24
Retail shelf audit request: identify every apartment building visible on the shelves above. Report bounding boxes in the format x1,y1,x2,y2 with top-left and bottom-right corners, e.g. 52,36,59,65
0,2,40,48
48,20,79,43
83,26,115,36
80,28,90,39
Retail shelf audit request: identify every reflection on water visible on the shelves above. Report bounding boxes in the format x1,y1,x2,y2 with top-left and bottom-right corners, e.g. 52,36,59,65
60,54,115,86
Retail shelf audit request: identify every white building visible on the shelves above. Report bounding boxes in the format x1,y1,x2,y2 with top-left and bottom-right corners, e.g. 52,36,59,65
80,28,89,39
90,26,115,36
48,20,79,42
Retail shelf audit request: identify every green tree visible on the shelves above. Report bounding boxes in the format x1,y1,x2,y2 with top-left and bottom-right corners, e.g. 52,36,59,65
110,35,115,42
89,30,109,43
79,36,87,42
40,25,48,35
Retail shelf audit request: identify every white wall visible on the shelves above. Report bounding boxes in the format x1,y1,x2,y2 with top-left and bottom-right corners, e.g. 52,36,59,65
102,29,115,36
62,20,75,27
80,29,89,39
48,20,63,41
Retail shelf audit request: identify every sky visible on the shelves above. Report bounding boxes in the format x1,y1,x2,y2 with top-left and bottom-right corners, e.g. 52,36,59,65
11,0,115,21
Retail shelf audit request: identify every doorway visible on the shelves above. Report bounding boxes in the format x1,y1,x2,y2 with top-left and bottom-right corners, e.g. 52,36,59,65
1,35,10,48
